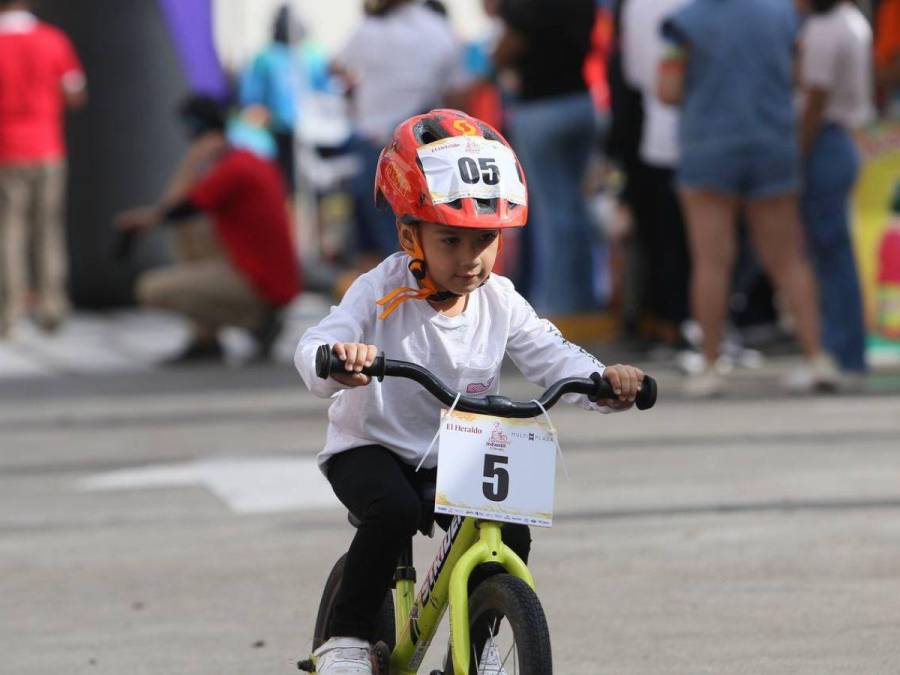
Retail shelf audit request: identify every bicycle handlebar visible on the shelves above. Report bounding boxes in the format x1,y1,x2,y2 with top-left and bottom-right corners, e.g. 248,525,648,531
315,344,657,417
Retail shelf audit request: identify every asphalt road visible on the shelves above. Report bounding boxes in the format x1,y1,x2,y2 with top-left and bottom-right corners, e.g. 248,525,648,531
2,362,900,674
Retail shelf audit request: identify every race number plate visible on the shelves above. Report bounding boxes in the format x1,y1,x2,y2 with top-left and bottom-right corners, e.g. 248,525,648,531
434,410,557,527
416,136,527,207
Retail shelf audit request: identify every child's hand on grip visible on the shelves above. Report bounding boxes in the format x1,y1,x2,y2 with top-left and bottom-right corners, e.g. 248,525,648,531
599,364,645,410
331,343,379,387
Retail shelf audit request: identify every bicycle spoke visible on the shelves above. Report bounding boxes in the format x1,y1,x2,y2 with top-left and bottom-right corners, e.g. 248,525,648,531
501,643,515,671
492,617,517,674
476,617,516,675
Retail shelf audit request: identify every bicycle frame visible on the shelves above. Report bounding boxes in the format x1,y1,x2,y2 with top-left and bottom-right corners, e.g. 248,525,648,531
390,516,534,675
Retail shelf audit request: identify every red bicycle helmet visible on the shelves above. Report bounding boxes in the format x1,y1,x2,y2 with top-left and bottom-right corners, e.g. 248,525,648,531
375,109,528,229
373,110,528,319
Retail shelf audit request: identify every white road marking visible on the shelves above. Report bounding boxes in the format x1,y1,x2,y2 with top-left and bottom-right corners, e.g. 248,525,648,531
0,345,51,377
0,298,328,379
78,456,340,514
0,311,185,378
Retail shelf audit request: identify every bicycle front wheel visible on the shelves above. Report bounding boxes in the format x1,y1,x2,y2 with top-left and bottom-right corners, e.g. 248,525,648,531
449,573,552,675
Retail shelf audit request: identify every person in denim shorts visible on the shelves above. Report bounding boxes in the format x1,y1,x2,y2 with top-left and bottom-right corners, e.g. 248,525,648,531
658,0,838,396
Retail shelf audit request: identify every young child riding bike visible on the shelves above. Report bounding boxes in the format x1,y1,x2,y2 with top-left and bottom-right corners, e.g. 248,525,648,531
295,109,645,674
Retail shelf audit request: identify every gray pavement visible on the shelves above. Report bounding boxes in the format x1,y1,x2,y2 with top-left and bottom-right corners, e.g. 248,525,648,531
2,312,900,674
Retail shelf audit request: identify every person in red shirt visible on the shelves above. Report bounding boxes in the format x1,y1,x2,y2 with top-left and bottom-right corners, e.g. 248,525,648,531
0,0,86,338
116,95,301,363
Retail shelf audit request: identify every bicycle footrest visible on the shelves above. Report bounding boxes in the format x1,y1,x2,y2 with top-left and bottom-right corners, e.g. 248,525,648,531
297,657,315,672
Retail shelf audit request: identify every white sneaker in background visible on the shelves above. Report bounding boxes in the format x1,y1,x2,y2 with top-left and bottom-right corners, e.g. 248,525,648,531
782,352,840,394
313,637,373,674
477,638,508,675
682,366,725,398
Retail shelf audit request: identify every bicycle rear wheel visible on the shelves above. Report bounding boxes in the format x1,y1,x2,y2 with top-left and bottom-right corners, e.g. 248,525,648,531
312,553,396,651
446,573,552,674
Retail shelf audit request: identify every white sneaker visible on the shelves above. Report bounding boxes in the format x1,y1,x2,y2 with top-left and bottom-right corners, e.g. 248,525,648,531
313,637,373,674
477,639,508,675
683,366,724,398
782,353,839,393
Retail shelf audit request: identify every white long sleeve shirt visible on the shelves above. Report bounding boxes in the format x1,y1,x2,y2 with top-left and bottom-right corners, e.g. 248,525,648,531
296,253,609,473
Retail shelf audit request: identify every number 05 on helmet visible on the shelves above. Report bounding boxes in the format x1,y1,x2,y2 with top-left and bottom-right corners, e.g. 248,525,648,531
374,109,529,230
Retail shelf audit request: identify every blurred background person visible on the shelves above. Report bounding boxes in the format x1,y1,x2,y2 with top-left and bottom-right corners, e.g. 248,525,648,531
583,0,614,125
238,4,330,196
494,0,598,316
620,0,691,351
604,0,646,338
456,0,506,133
797,0,874,380
659,0,837,396
333,0,463,267
0,0,86,339
115,95,300,364
874,0,900,108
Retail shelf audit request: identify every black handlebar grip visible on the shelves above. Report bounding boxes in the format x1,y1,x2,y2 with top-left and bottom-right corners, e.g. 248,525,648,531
314,344,331,378
590,372,657,410
636,375,657,410
315,344,387,381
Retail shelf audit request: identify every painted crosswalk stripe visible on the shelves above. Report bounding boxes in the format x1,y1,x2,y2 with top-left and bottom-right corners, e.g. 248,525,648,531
78,457,339,514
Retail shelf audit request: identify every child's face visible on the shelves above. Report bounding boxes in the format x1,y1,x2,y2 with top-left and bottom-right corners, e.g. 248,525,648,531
408,222,501,295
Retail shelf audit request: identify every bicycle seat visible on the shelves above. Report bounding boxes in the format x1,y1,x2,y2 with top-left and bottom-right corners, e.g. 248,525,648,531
348,481,437,537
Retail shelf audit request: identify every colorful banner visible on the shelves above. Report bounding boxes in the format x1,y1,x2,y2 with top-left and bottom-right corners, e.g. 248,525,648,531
157,0,228,99
854,120,900,366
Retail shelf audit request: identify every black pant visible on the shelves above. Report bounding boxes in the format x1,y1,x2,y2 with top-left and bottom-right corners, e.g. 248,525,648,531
274,130,295,193
326,445,532,641
628,162,690,326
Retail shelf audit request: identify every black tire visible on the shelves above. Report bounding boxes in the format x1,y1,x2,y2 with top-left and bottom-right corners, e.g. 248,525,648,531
312,554,396,651
446,573,552,674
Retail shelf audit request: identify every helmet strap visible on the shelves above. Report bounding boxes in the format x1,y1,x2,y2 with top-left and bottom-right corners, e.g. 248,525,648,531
376,224,500,319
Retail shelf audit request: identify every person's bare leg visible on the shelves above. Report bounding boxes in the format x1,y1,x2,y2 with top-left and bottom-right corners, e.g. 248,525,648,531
744,194,823,358
679,189,740,365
